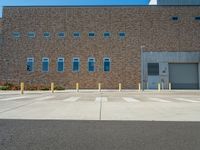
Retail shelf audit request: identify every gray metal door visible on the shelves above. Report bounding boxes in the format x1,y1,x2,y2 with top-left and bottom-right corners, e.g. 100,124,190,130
169,63,199,89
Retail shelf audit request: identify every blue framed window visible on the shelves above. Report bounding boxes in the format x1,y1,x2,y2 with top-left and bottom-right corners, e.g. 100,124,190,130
26,57,34,72
88,57,95,72
12,32,20,38
58,32,65,38
171,16,179,21
118,32,126,39
42,57,49,72
43,32,50,38
103,32,110,39
57,57,64,72
195,16,200,21
88,32,96,38
72,57,80,72
28,32,36,38
73,32,81,38
103,57,111,72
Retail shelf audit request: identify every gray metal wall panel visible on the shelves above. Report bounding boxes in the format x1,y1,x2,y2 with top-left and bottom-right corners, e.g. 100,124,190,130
157,0,200,5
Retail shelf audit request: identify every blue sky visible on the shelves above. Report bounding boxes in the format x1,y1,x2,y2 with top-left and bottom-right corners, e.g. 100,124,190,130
0,0,149,17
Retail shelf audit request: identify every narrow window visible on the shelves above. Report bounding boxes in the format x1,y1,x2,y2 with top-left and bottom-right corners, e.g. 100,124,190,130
103,32,110,39
73,32,81,38
148,63,159,75
103,57,111,72
171,16,179,21
43,32,50,38
195,16,200,20
88,32,96,38
57,57,64,72
72,57,80,72
118,32,126,39
58,32,65,38
26,57,34,72
28,32,36,38
88,57,95,72
42,57,49,72
12,32,20,38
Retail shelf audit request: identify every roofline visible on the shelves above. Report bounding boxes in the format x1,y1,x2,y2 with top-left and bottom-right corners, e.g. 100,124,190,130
3,5,200,8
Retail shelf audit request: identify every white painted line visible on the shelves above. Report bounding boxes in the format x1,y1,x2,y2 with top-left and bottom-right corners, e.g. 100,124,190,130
175,98,200,103
33,96,55,101
0,96,28,101
149,98,171,103
63,97,80,102
95,97,108,102
122,97,140,102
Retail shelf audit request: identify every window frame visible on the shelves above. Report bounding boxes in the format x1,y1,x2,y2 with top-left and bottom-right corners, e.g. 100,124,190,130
194,16,200,21
88,32,96,38
26,57,34,72
12,32,20,38
57,57,65,72
171,16,179,21
28,32,36,38
103,32,111,39
118,32,126,39
103,57,111,72
42,57,49,72
72,57,80,72
88,57,95,73
147,63,159,76
43,32,50,38
73,32,81,38
57,32,65,39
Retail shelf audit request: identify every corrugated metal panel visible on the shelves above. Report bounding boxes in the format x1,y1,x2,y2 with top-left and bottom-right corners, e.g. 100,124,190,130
157,0,200,5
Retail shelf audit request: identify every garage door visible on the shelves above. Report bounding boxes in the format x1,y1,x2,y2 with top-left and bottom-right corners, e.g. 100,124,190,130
169,63,199,89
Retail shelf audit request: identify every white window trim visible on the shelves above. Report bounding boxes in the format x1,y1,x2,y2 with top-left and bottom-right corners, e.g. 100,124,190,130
88,57,95,72
57,57,65,72
28,32,36,38
58,32,65,38
42,57,49,72
43,32,50,38
103,57,111,72
26,57,34,72
73,32,81,38
72,57,80,72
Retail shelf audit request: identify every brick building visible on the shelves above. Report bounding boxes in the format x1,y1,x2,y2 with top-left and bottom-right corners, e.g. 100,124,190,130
0,6,200,89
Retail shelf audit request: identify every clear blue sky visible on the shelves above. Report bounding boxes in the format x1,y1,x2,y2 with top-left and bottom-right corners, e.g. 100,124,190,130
0,0,149,17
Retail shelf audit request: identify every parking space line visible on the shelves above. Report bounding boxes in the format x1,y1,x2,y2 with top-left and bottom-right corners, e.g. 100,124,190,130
34,96,55,101
122,97,140,102
0,96,29,101
149,98,171,103
95,97,108,102
63,97,80,102
174,98,200,103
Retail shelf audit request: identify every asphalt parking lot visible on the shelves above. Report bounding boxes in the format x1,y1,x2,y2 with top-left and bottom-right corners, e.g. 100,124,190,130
0,90,200,150
0,90,200,121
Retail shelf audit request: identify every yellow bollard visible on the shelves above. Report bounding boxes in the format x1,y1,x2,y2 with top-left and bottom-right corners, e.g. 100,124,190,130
20,82,24,95
119,83,122,92
76,83,79,92
98,83,101,92
169,82,171,90
51,82,54,93
138,83,141,91
158,83,161,91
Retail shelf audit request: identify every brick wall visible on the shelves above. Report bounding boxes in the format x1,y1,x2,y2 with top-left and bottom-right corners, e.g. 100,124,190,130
1,6,200,89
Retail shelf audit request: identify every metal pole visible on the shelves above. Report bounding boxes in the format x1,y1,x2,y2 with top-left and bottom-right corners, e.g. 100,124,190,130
141,46,145,91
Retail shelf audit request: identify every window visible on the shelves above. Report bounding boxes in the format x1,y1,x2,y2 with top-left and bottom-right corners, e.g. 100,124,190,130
72,57,80,72
26,57,34,72
103,57,111,72
103,32,110,39
88,57,95,72
58,32,65,38
28,32,36,38
73,32,81,38
171,16,179,21
118,32,126,39
195,16,200,20
42,57,49,72
12,32,20,38
57,57,64,72
43,32,50,38
148,63,159,76
88,32,96,38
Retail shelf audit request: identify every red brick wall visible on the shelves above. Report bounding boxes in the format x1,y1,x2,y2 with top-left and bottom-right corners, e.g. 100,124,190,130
1,6,200,89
